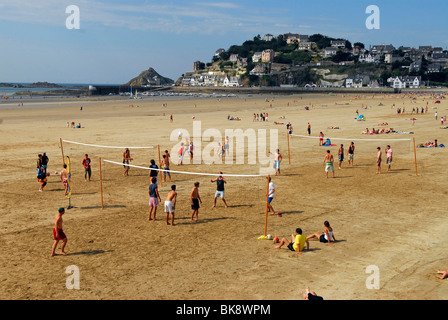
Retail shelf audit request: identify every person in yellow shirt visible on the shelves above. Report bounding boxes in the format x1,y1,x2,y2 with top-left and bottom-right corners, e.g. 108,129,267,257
274,228,309,255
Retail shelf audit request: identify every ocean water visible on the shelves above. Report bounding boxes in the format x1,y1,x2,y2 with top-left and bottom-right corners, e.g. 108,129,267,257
0,83,119,96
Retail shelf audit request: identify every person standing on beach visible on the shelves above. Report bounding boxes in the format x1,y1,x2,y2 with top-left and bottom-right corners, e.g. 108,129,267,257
148,177,161,221
270,149,282,176
82,154,92,182
37,154,43,172
149,159,159,184
319,132,324,146
211,172,228,208
60,164,69,196
338,144,344,169
386,145,393,172
161,154,171,182
41,152,49,174
164,185,177,226
324,150,334,178
376,147,382,174
178,143,185,165
51,207,67,257
347,142,355,167
307,122,311,136
123,148,132,176
190,182,202,221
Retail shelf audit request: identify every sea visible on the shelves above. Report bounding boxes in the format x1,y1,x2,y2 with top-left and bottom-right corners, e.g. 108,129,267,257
0,83,119,97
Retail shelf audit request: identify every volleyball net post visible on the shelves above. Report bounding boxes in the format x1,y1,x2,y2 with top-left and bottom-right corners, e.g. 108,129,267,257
413,137,418,176
157,144,163,187
60,138,65,166
286,131,291,165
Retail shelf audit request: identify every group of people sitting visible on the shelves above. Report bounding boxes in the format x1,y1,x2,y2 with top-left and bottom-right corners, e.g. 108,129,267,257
362,127,395,135
227,115,241,121
418,140,444,148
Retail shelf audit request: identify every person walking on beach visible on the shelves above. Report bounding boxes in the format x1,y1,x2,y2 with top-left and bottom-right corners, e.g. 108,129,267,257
148,177,161,221
338,144,344,169
376,147,382,174
267,177,279,215
190,182,202,222
164,185,177,226
324,150,334,178
347,142,355,167
274,228,309,255
37,154,43,172
51,207,68,257
211,172,228,208
386,145,393,172
82,154,92,182
189,141,194,163
123,148,132,176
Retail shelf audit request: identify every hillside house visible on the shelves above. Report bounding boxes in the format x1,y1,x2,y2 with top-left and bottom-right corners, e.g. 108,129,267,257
324,47,337,58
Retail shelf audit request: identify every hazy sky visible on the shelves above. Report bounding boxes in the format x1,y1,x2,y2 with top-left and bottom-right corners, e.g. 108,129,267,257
0,0,447,84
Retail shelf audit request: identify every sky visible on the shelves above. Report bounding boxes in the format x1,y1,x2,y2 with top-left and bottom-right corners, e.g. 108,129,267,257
0,0,447,84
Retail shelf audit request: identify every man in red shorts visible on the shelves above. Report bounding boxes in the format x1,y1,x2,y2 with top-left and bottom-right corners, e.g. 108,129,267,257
51,207,68,257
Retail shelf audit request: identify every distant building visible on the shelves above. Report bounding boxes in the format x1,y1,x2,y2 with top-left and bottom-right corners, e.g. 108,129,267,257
427,63,443,73
370,44,395,55
384,53,404,64
249,63,270,76
214,48,226,57
223,76,241,87
262,34,274,41
388,76,421,89
193,61,202,71
331,40,346,48
358,53,380,63
252,52,262,63
229,54,239,63
261,49,275,62
324,47,337,58
345,75,370,88
297,41,312,51
285,33,309,44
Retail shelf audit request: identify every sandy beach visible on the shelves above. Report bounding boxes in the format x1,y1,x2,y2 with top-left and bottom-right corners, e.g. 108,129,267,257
1,90,447,300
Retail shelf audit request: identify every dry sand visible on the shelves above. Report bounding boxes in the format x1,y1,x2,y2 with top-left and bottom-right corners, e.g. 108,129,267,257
1,91,447,300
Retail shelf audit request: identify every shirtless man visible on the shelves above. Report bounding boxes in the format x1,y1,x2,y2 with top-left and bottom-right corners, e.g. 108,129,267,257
338,144,344,169
190,182,202,221
162,154,171,182
51,207,67,257
319,132,324,146
347,142,355,167
386,145,393,172
270,149,283,176
164,185,177,226
123,148,133,176
60,164,69,196
324,150,334,178
376,147,382,174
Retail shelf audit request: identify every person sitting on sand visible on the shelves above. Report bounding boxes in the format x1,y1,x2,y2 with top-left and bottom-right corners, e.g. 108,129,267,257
307,221,337,245
436,269,448,280
274,228,309,255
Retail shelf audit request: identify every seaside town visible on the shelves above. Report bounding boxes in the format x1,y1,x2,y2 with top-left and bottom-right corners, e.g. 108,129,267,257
177,33,448,90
